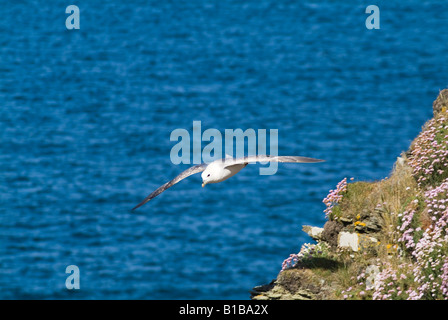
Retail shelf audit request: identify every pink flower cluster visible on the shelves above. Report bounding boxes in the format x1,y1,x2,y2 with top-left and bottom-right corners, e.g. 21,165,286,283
376,115,448,299
408,116,448,187
441,259,448,296
281,243,328,272
371,262,412,300
323,177,348,219
424,181,448,222
393,179,448,299
281,243,315,271
398,207,417,251
408,210,448,299
281,253,300,272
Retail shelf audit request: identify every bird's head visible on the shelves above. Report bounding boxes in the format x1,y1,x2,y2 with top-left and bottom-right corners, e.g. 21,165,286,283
201,167,216,187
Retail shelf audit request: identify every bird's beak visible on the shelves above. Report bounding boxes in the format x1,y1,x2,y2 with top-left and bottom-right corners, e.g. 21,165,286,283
202,182,206,188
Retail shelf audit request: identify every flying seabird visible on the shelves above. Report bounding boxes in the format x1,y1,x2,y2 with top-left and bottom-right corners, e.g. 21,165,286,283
132,155,324,210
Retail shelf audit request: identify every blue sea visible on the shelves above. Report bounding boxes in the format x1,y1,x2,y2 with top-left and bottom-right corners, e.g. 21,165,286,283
1,1,447,299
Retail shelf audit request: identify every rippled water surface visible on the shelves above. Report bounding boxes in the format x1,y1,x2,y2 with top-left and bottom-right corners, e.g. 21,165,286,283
1,1,448,299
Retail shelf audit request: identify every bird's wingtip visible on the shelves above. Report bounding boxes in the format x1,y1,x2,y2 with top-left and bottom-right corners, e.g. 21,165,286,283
131,196,153,211
131,203,143,211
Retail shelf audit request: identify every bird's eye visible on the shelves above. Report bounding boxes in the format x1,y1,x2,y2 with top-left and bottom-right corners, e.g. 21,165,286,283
207,174,210,177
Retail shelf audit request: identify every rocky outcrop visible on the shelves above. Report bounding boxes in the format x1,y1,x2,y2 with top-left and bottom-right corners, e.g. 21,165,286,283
252,216,382,300
251,268,335,300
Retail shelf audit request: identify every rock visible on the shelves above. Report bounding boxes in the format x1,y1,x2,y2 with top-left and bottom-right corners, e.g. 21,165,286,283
338,232,378,252
321,220,343,248
292,290,315,300
339,217,353,224
266,292,283,299
358,234,378,251
302,225,324,240
355,222,366,232
365,265,380,290
251,268,333,300
338,232,359,251
252,294,269,300
359,209,383,234
365,219,382,233
250,281,275,297
251,281,314,300
433,89,448,116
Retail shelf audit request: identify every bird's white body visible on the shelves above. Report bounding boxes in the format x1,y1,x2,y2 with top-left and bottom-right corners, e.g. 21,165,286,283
201,160,247,186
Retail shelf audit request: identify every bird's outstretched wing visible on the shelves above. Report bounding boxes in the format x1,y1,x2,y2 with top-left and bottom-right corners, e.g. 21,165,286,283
223,155,325,167
132,163,207,210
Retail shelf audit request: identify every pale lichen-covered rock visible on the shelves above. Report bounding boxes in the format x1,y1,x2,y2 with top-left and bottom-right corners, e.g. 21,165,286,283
338,232,359,251
302,225,324,240
338,232,378,252
358,234,379,251
365,265,380,290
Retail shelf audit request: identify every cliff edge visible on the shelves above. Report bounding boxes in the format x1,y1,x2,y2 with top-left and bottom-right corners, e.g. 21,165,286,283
251,89,448,300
